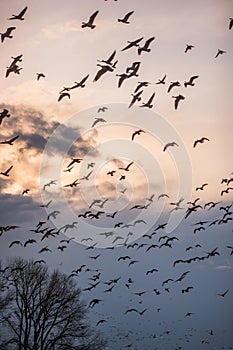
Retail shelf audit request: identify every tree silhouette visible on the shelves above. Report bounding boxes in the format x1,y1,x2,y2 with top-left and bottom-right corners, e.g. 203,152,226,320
0,257,106,350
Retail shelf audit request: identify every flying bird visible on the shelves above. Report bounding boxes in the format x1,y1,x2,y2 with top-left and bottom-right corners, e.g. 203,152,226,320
138,36,155,55
131,129,145,141
91,118,107,128
36,73,45,80
118,11,134,24
155,74,166,85
0,165,13,177
0,135,19,145
184,44,195,53
119,161,134,171
81,10,99,29
8,6,28,20
167,81,180,93
195,183,208,191
66,158,83,168
128,90,143,108
229,18,233,30
163,142,179,152
193,137,210,148
58,92,70,102
215,49,226,58
217,289,229,297
172,94,185,110
140,92,156,108
0,27,16,42
0,109,10,125
121,37,143,52
184,75,199,87
134,81,150,93
98,106,108,113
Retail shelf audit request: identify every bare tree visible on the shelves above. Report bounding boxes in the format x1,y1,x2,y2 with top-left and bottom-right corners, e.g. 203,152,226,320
0,257,106,350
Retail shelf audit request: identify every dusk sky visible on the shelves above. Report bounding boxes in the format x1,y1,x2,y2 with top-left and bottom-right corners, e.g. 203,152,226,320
0,1,233,349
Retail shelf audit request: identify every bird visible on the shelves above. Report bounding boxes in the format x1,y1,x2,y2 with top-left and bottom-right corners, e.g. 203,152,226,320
98,106,108,113
182,286,193,293
0,135,19,145
167,81,181,93
221,187,233,196
36,73,45,80
217,289,229,297
121,37,144,52
195,183,208,191
229,18,233,30
146,268,158,275
91,118,106,128
125,308,138,314
118,11,134,24
89,298,102,308
0,109,10,125
22,189,30,195
9,240,23,248
97,51,116,66
47,210,60,220
172,94,185,110
163,142,178,152
66,158,83,168
96,319,106,326
80,170,93,181
70,74,89,89
131,129,145,141
155,74,166,85
215,49,226,58
193,137,210,148
0,27,16,42
184,75,199,87
43,180,57,190
58,92,70,102
128,90,143,108
158,193,169,200
38,246,52,253
93,63,115,82
8,6,28,20
0,165,13,177
184,44,195,53
140,92,156,108
134,81,150,93
119,161,134,171
24,239,37,247
138,36,155,55
81,10,99,29
116,73,131,88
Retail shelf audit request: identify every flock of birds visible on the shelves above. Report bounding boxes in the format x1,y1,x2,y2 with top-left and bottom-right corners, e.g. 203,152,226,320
0,3,233,350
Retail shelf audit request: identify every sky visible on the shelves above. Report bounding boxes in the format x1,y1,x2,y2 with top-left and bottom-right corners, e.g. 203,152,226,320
0,0,233,349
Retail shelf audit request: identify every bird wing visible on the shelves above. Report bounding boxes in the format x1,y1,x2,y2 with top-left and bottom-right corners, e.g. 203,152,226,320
105,50,116,64
18,6,28,18
58,93,70,101
123,11,134,21
6,27,16,35
147,92,155,104
89,10,99,24
93,66,108,82
190,75,199,83
9,135,19,143
144,36,155,48
79,74,89,85
5,165,13,174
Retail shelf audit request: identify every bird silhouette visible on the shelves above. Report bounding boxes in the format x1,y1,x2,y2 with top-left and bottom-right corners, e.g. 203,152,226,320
155,74,166,84
8,6,28,20
128,90,143,108
140,92,155,108
229,18,233,30
138,37,155,55
184,44,195,53
36,73,45,80
0,27,16,42
215,49,226,58
66,158,83,168
0,135,19,145
81,10,99,29
91,118,107,128
172,94,185,110
0,165,13,177
163,142,179,152
193,137,210,148
134,81,150,93
118,11,134,24
80,170,93,181
195,183,208,191
184,75,199,87
119,161,134,171
0,109,10,125
167,81,180,93
9,240,23,248
58,92,70,102
217,289,229,297
93,63,115,82
97,106,108,113
131,129,145,141
121,37,144,51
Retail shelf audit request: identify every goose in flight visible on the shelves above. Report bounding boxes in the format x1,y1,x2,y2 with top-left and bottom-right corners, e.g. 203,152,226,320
131,129,145,141
140,92,155,108
0,109,10,125
229,18,233,30
0,135,19,145
97,51,116,66
118,11,134,24
167,81,180,93
58,92,70,102
217,289,229,297
215,49,226,58
81,10,99,29
93,63,115,82
134,81,150,93
163,142,178,152
0,165,13,177
138,36,155,55
8,6,28,20
36,73,45,80
184,75,199,87
80,170,93,181
121,37,143,52
128,90,143,108
119,161,134,172
91,118,106,128
11,54,23,64
97,106,108,113
22,189,30,195
40,200,52,208
184,44,194,53
155,74,166,85
0,27,16,42
43,180,57,190
47,210,60,220
116,73,130,88
67,158,83,168
172,94,185,110
193,137,210,148
195,183,208,191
